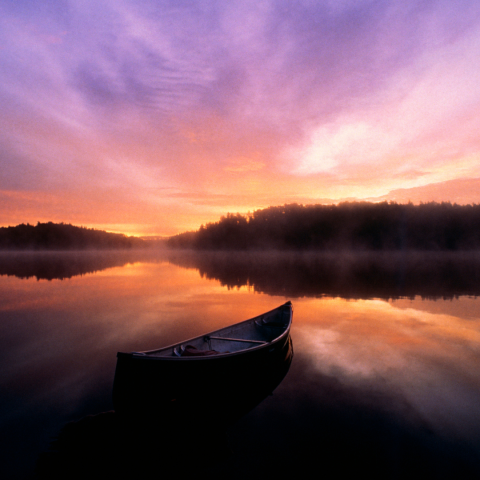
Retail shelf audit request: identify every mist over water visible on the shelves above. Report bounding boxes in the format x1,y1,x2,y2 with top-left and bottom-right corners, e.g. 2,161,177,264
0,250,479,478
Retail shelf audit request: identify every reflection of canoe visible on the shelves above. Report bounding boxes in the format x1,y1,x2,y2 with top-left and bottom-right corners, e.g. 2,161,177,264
113,302,293,423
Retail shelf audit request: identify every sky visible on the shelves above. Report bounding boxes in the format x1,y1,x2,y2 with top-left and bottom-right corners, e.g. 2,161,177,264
2,0,480,237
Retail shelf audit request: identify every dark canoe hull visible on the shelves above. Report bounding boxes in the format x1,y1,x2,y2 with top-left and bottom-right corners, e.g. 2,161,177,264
113,303,293,425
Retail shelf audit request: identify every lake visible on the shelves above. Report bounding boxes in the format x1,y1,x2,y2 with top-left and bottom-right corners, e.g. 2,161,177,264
1,250,480,479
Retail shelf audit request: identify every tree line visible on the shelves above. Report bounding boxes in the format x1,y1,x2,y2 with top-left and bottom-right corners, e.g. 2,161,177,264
167,202,480,251
0,222,145,250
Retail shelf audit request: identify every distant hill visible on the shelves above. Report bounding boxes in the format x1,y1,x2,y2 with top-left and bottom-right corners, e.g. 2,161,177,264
0,222,145,250
167,202,480,251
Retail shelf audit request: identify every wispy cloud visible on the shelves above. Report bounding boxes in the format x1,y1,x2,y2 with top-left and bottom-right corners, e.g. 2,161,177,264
1,0,480,234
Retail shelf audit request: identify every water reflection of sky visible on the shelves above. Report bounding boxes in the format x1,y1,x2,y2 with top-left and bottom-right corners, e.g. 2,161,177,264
0,252,480,478
293,298,480,441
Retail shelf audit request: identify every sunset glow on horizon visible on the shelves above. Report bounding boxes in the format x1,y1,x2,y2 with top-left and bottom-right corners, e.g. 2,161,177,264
2,1,480,237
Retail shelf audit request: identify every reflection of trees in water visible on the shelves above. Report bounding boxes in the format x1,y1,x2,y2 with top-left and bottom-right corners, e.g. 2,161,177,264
0,250,166,281
3,249,480,299
167,250,480,300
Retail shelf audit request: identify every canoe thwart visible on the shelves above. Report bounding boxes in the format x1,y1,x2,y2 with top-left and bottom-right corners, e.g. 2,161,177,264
205,335,268,345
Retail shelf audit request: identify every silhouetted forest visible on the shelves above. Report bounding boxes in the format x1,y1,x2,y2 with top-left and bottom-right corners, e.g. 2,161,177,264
0,222,145,250
167,202,480,251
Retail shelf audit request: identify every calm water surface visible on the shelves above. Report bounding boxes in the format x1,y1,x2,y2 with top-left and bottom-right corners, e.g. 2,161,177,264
1,251,480,478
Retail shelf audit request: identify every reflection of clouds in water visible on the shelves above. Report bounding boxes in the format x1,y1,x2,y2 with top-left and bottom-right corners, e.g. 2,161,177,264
293,297,480,440
392,296,480,321
296,323,408,379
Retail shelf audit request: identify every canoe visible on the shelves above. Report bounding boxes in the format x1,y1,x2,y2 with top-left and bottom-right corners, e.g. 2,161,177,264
112,301,293,423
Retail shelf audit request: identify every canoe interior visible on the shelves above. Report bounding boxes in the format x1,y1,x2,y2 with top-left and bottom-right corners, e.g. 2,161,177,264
137,301,292,357
113,335,294,426
112,302,293,423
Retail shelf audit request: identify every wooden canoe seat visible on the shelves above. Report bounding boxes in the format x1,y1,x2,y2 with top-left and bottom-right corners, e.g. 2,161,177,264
177,345,221,357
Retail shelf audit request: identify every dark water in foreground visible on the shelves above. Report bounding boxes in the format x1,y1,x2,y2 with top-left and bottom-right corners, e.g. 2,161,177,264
1,250,480,479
